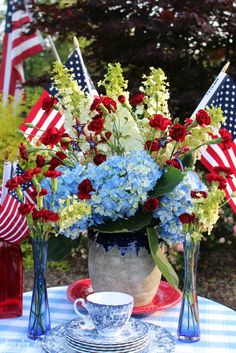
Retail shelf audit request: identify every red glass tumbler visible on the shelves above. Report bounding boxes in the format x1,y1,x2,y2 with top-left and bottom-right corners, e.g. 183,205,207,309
0,240,23,318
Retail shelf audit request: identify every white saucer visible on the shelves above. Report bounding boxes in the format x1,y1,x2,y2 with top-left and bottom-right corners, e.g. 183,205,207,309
42,319,176,353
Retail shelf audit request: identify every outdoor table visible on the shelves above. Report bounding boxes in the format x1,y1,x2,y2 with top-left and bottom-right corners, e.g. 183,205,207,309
0,286,235,353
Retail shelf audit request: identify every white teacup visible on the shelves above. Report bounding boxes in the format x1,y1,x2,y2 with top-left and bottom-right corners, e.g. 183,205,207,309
73,291,134,337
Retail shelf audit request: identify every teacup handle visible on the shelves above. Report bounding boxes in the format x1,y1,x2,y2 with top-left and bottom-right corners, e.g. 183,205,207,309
73,297,88,317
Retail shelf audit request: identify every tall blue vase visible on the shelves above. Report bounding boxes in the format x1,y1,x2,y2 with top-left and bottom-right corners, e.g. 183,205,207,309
177,239,200,342
27,239,51,340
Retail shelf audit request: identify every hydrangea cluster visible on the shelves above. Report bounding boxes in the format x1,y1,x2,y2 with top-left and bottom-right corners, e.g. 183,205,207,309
154,171,207,244
58,195,91,239
42,151,162,235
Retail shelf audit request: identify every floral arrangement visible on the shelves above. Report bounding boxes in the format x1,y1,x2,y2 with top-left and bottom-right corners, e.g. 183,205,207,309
12,63,234,286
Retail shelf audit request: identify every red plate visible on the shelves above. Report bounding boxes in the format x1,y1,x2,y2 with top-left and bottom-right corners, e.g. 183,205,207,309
67,278,182,315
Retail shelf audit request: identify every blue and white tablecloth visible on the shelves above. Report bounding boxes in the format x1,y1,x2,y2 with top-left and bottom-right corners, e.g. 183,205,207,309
0,286,235,353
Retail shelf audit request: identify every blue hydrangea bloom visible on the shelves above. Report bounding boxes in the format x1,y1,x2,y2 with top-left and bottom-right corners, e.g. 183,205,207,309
41,151,163,234
153,171,207,244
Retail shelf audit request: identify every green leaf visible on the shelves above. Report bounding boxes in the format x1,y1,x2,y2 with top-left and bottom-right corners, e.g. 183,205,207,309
94,212,152,233
47,235,81,262
150,167,185,198
147,227,179,288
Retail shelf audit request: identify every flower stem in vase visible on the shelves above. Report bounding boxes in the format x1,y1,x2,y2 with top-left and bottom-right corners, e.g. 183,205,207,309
177,239,200,342
27,239,51,340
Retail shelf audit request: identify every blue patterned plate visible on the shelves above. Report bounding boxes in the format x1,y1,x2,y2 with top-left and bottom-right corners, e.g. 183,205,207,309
66,335,149,350
65,334,149,352
65,317,148,346
42,320,176,353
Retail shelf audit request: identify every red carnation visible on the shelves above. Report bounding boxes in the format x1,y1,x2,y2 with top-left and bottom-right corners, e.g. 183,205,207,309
206,173,227,190
19,143,28,161
36,155,46,167
40,127,63,146
44,170,62,178
219,128,232,150
78,179,95,200
179,213,196,224
21,169,36,182
42,96,55,112
49,151,67,170
144,197,159,211
33,167,42,175
191,191,207,199
166,159,182,170
118,95,126,104
60,132,72,149
39,189,49,197
169,123,187,142
185,118,193,127
40,209,59,223
19,203,35,215
102,96,117,112
213,166,233,177
144,140,160,152
93,154,107,165
88,118,104,135
105,131,112,140
90,96,117,113
129,93,145,106
149,114,172,131
196,109,211,126
33,208,59,222
5,177,20,190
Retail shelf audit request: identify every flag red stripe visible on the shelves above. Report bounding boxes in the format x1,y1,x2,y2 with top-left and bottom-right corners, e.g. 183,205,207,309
0,35,9,92
12,44,43,67
12,16,31,29
12,32,39,48
0,194,29,243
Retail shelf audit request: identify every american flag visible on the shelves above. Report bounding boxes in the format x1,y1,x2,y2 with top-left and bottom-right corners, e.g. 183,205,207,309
0,0,44,102
13,162,36,205
0,162,32,244
192,70,236,213
20,46,98,142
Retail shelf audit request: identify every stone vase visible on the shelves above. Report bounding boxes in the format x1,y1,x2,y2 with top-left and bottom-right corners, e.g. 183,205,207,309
88,230,161,307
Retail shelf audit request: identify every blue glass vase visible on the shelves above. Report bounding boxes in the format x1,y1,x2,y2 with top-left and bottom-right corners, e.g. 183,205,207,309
177,239,200,342
27,239,51,340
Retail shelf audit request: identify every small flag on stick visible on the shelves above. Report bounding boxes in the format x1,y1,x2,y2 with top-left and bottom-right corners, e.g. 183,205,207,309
192,63,236,213
20,37,97,142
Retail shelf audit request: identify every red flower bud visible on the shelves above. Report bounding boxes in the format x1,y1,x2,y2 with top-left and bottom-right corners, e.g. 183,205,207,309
118,95,126,104
19,203,35,215
144,140,160,152
219,128,232,150
191,191,207,199
36,155,45,167
129,93,145,106
39,189,49,197
78,179,95,200
44,170,62,178
144,197,159,211
42,96,55,112
19,143,28,161
166,159,182,170
93,154,107,165
179,213,196,224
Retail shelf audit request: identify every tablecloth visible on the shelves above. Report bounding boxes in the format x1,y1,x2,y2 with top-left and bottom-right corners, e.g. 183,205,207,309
0,286,235,353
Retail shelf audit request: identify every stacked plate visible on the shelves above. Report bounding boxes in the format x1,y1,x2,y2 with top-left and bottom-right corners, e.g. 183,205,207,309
64,317,149,353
